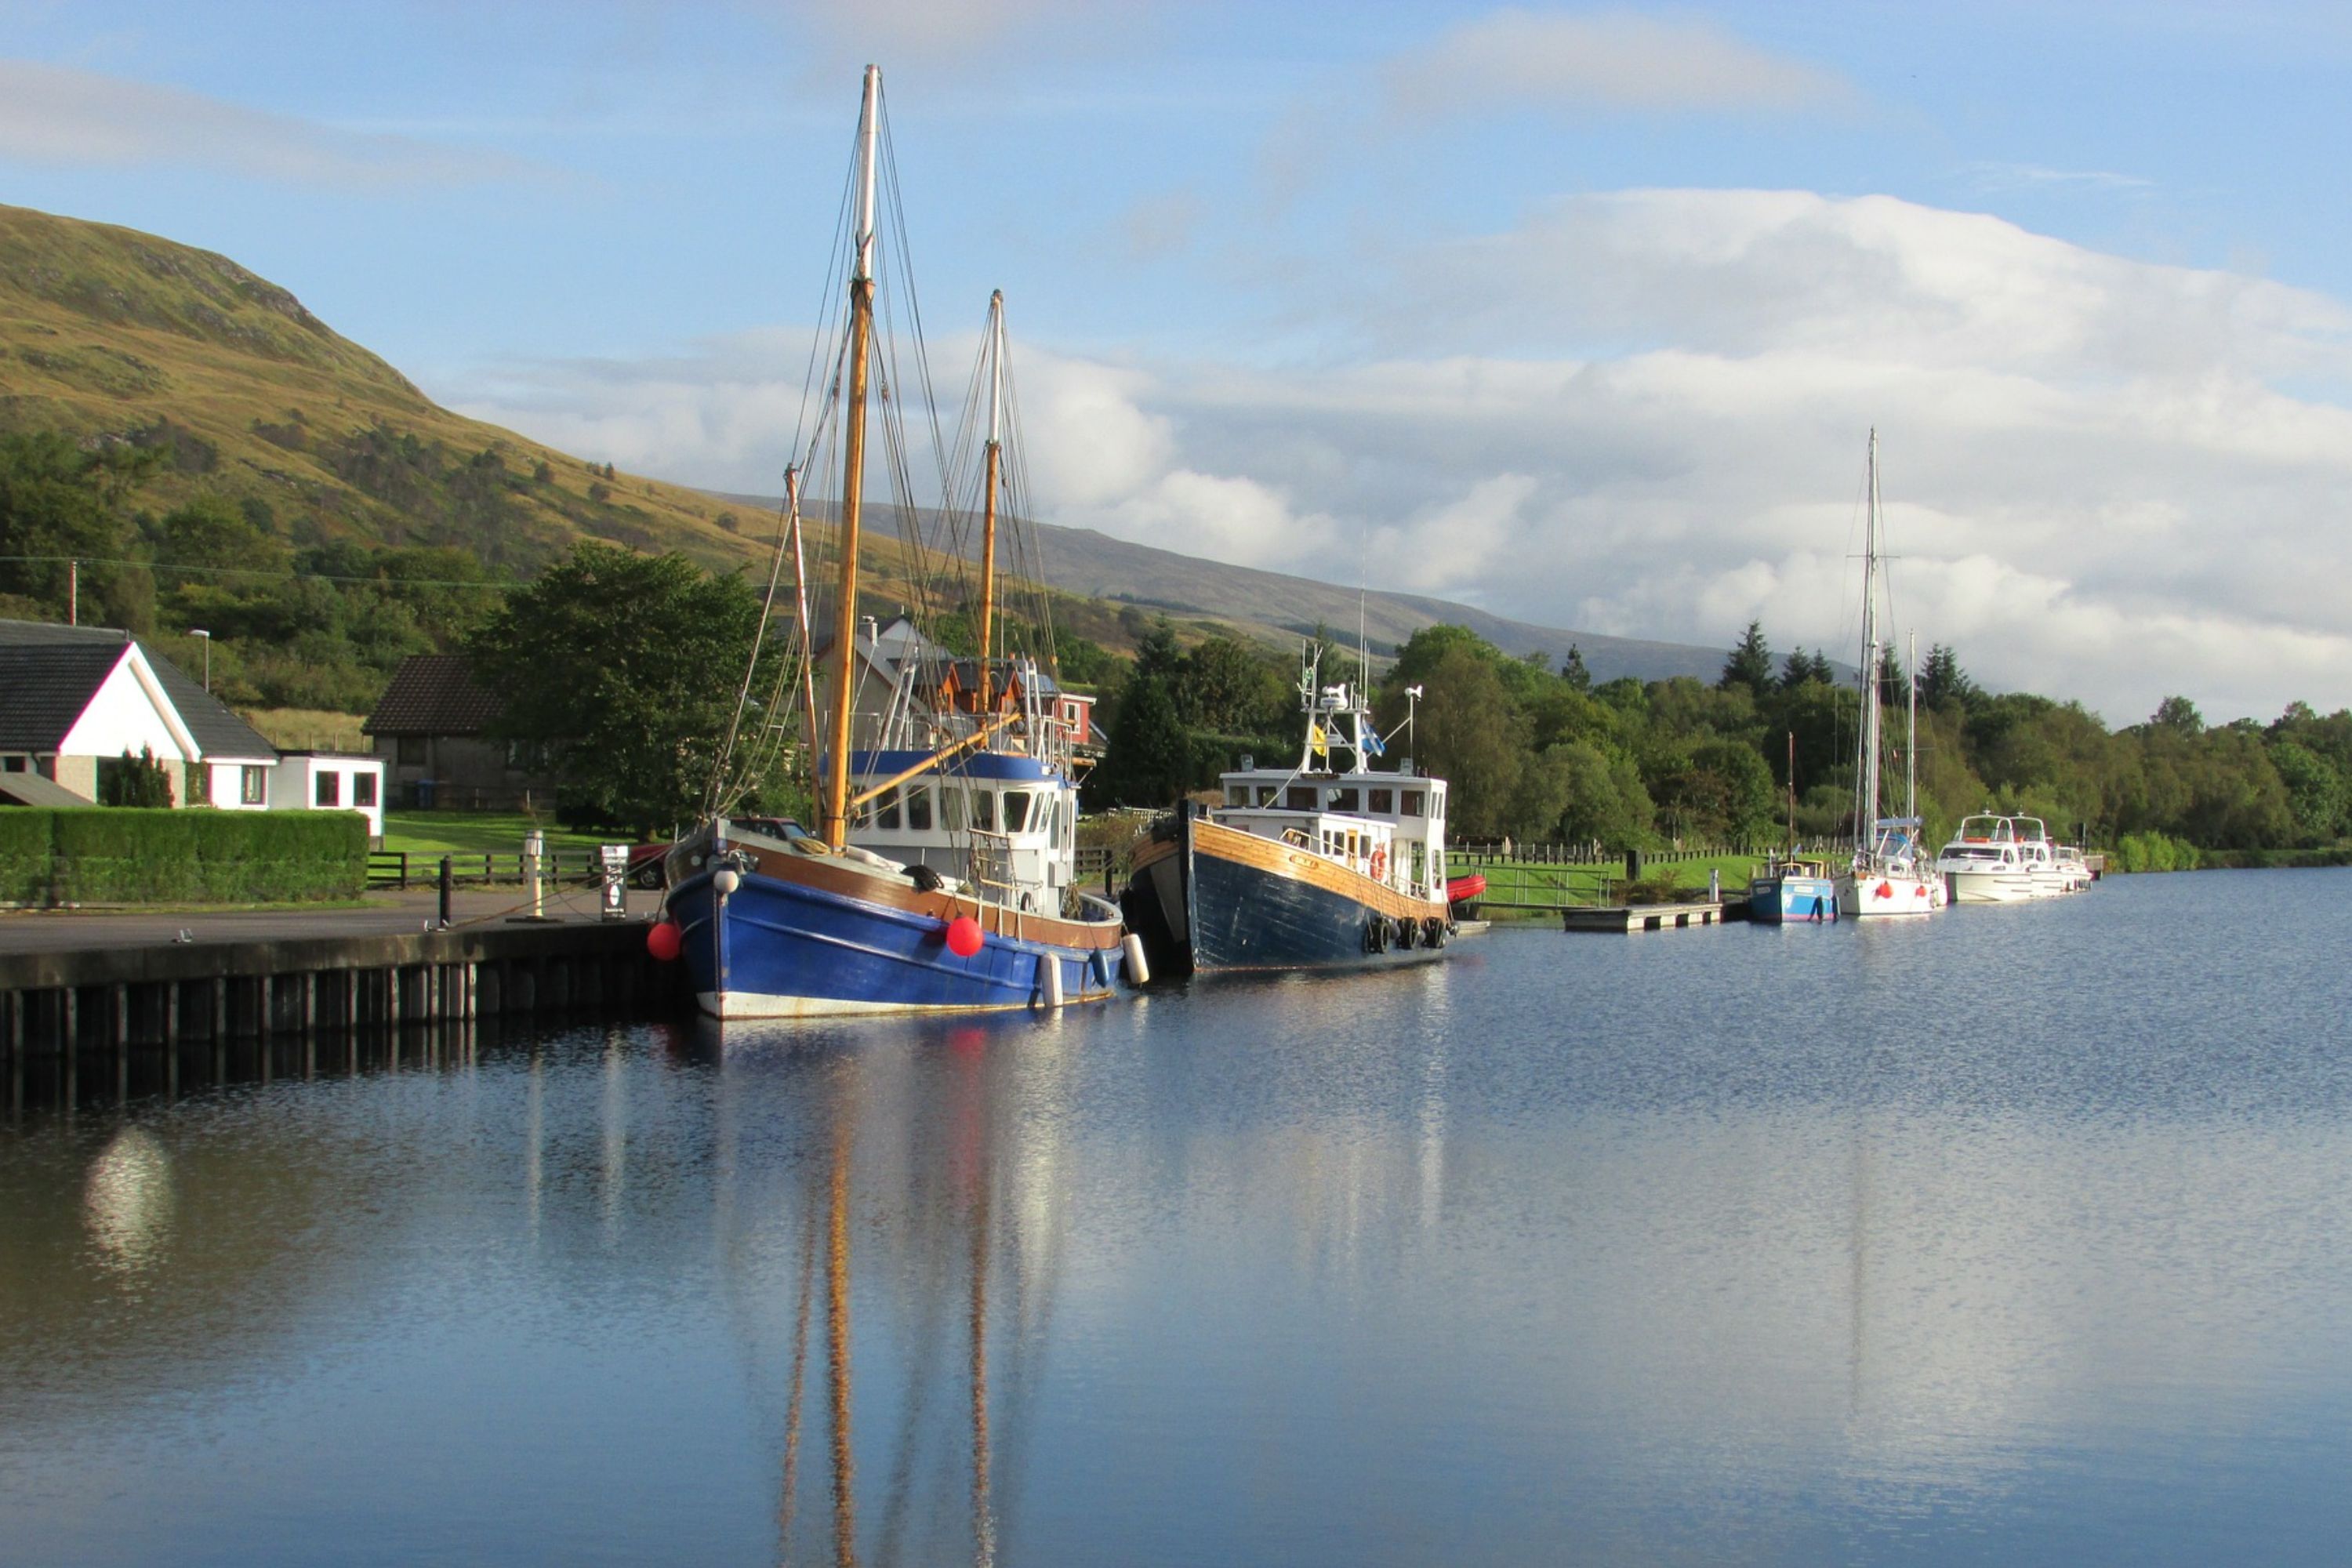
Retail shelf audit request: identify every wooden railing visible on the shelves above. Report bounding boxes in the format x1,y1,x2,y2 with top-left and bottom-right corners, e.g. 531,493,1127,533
367,849,620,890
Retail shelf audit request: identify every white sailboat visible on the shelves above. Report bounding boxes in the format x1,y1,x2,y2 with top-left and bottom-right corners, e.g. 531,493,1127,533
1835,431,1944,920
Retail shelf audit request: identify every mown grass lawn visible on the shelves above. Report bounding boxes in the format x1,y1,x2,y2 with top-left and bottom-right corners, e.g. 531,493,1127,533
1466,853,1773,909
379,811,609,857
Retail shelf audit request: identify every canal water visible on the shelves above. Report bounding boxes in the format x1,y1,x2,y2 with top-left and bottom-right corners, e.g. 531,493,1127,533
5,869,2352,1565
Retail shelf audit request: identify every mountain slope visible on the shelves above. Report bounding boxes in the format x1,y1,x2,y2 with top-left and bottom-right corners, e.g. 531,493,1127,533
714,496,1731,684
2,201,1735,684
0,201,760,574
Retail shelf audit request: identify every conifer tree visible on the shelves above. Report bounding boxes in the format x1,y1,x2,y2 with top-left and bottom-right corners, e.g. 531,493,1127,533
1719,620,1774,695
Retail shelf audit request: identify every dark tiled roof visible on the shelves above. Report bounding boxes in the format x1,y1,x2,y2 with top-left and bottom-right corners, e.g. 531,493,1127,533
0,644,125,750
365,654,504,737
0,618,278,760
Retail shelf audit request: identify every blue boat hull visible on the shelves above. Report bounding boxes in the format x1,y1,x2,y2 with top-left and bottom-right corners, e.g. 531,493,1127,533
669,865,1123,1018
1749,874,1838,923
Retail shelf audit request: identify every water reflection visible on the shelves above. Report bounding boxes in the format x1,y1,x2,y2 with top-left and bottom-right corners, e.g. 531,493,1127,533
4,874,2352,1564
82,1126,172,1272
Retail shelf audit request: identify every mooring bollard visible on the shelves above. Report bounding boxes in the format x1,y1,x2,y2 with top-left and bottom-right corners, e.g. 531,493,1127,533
525,831,546,920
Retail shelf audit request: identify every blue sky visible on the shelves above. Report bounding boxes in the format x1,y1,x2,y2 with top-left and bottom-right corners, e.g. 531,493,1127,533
6,1,2352,720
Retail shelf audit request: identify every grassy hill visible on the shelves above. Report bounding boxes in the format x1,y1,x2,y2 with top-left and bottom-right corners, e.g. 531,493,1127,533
0,201,765,575
0,199,1729,703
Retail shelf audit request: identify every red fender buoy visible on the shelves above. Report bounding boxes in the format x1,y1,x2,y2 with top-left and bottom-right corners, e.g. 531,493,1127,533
646,920,682,961
946,915,984,957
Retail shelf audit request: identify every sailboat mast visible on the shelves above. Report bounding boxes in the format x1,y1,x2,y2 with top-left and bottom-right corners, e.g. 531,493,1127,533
977,289,1004,717
822,64,882,850
1857,428,1882,850
1906,627,1918,823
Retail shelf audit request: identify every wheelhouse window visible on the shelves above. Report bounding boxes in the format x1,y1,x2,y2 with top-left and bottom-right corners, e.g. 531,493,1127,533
1001,790,1034,833
1369,787,1393,815
872,785,901,830
1256,785,1279,807
942,786,967,831
315,771,341,807
1285,786,1316,811
1402,790,1425,818
971,789,996,833
241,765,267,804
1329,787,1359,812
906,785,932,831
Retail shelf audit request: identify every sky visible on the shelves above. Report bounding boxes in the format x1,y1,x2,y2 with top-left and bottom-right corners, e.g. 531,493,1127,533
5,0,2352,723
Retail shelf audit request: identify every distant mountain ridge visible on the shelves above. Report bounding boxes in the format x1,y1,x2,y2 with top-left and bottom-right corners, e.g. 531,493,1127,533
712,493,1730,684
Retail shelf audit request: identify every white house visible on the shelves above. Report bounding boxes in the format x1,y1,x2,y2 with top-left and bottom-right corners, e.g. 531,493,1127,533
271,752,387,840
0,619,381,840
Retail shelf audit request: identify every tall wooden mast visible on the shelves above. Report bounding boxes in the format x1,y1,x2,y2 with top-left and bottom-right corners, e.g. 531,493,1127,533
977,290,1004,716
822,64,882,850
1856,427,1882,854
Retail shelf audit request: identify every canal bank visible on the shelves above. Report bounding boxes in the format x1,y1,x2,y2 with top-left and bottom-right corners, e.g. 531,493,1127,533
1,889,684,1068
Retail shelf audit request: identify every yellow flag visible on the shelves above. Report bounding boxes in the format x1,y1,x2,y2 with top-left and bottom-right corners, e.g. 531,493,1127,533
1309,723,1327,757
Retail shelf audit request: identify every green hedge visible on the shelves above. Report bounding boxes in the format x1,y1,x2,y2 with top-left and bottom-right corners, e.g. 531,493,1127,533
0,808,368,904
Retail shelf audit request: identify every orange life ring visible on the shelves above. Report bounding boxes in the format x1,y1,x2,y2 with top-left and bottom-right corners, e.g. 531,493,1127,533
1369,846,1388,881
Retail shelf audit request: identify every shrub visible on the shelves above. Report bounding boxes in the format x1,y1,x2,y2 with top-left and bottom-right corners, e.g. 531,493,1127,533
0,809,367,904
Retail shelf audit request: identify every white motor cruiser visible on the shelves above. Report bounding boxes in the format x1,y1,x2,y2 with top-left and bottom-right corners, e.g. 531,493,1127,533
1936,815,2066,903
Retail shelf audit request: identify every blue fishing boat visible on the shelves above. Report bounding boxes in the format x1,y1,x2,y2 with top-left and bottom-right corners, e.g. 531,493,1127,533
659,67,1135,1018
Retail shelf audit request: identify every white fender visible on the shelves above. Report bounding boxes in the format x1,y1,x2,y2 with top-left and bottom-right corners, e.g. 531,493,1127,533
1036,952,1065,1009
1121,932,1150,987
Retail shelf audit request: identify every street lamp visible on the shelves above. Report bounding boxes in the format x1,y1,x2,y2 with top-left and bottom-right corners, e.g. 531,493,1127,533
190,629,211,691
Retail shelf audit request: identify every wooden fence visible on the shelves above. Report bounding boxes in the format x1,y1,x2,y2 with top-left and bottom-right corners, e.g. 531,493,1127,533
368,849,621,890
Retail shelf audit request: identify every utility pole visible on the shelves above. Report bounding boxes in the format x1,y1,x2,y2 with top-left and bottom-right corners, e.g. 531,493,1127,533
191,629,212,691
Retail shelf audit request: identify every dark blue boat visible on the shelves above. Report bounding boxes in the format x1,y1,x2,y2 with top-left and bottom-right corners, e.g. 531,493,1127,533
1123,658,1457,976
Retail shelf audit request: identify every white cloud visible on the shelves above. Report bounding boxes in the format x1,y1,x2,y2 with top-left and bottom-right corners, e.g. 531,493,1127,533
1387,9,1849,118
445,188,2352,723
0,59,540,186
1101,470,1342,572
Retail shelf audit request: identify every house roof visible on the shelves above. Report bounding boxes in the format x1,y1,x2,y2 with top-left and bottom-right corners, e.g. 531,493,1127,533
0,770,93,807
0,619,278,760
365,654,503,737
0,644,125,750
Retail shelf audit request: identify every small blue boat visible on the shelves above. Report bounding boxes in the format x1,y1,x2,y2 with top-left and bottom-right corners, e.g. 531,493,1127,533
1749,858,1838,923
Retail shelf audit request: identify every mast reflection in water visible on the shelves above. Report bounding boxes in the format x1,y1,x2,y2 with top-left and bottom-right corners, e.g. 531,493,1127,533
7,871,2352,1565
